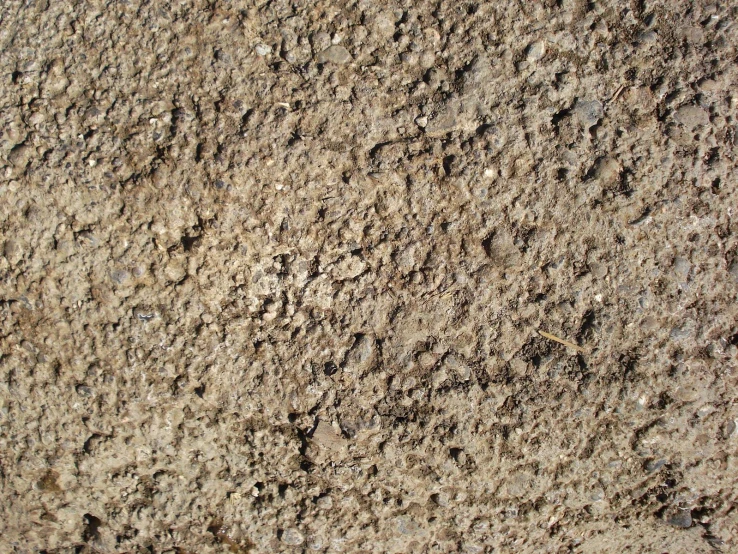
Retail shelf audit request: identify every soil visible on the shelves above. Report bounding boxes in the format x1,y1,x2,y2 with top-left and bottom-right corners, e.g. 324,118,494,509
1,1,738,553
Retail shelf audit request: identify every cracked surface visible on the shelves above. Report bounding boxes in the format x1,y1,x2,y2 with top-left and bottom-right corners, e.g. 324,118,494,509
1,0,738,552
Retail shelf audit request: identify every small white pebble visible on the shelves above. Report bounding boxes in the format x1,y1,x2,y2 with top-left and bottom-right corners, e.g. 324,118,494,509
255,43,272,56
526,40,546,61
282,528,304,546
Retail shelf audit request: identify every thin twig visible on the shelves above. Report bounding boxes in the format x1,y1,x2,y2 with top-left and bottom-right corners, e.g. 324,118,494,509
608,85,626,105
538,330,586,353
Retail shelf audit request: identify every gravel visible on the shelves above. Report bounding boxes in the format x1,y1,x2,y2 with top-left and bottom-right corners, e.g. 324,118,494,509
315,44,352,64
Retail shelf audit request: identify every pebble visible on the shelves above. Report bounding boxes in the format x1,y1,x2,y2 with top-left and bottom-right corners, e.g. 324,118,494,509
526,40,546,61
395,515,423,536
482,125,506,154
592,156,621,183
419,51,436,68
637,30,659,44
311,421,345,452
254,43,272,56
674,105,709,129
442,353,471,381
424,68,442,89
418,351,438,370
76,231,98,247
667,509,692,529
110,269,131,286
8,143,33,168
316,495,333,510
367,12,395,38
424,107,458,136
3,239,23,265
311,31,332,51
670,322,693,340
698,78,721,92
400,51,417,65
415,116,428,128
573,99,603,127
281,528,304,545
645,459,667,473
394,243,420,273
344,335,374,371
315,45,351,64
672,257,691,280
76,385,94,397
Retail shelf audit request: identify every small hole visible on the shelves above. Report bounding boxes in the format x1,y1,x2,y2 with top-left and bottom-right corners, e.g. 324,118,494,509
324,361,338,376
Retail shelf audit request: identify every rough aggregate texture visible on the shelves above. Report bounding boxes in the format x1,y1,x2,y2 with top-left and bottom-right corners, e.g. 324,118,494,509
1,0,738,552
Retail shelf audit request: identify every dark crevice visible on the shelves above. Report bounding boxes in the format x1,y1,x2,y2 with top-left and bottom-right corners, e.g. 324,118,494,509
83,514,102,544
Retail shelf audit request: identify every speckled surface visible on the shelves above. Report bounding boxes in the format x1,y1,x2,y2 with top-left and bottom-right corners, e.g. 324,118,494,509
1,1,737,552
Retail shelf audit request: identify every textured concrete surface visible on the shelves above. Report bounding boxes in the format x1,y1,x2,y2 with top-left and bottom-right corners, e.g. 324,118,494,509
1,1,737,552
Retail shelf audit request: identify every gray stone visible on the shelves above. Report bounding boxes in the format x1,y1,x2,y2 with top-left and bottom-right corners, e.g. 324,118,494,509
670,322,693,341
674,105,709,129
316,45,351,64
311,32,332,51
76,385,94,397
3,239,23,265
637,31,659,44
424,107,458,135
573,99,604,127
400,51,417,65
281,528,304,545
442,353,471,381
667,510,692,529
8,143,34,168
645,459,667,473
110,269,131,285
673,257,691,280
254,43,272,56
526,40,546,61
344,335,374,372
